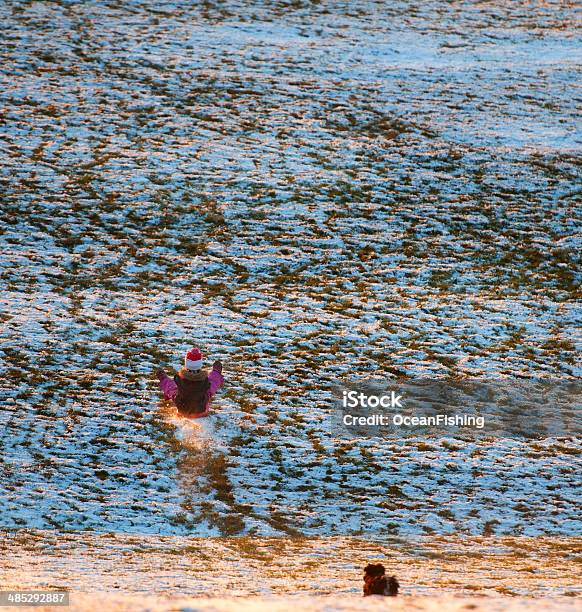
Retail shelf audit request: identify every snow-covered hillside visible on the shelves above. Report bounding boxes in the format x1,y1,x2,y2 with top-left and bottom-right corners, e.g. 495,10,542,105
0,0,580,540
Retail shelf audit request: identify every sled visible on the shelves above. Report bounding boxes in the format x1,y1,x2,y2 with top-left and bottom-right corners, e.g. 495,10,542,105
177,408,210,419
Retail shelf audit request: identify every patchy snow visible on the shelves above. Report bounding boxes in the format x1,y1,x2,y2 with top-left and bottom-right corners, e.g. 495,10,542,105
0,0,580,549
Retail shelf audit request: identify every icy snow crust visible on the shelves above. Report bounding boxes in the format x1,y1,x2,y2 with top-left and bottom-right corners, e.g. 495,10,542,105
1,531,581,599
0,0,581,538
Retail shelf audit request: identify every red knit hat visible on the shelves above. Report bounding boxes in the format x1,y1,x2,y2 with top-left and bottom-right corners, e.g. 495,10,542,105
185,347,203,371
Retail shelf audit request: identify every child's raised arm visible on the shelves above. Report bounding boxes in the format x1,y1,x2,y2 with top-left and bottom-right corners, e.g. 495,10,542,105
208,361,224,395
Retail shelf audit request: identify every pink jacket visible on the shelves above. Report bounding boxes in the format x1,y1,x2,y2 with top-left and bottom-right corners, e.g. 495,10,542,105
159,366,224,418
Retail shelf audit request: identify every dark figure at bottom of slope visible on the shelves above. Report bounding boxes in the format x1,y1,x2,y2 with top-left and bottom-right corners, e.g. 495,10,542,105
363,563,399,596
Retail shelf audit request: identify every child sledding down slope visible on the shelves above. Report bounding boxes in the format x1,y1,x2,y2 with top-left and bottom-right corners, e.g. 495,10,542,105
157,347,224,418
